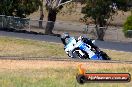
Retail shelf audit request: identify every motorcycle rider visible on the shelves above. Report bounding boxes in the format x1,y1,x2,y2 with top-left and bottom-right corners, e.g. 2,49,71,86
61,33,100,58
61,32,71,46
61,32,77,58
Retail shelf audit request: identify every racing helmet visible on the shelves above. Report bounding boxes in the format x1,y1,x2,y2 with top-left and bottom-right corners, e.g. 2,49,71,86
61,32,70,40
61,32,70,45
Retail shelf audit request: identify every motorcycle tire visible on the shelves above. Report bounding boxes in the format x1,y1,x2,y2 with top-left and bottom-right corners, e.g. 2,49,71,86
99,51,111,60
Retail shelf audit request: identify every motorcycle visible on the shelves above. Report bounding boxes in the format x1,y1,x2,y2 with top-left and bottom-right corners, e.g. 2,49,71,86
62,36,111,60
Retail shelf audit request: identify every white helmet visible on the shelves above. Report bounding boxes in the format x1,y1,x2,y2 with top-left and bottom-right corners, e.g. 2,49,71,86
61,32,70,40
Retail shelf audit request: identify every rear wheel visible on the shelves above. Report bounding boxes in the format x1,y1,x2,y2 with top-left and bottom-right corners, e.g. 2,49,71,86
99,51,111,60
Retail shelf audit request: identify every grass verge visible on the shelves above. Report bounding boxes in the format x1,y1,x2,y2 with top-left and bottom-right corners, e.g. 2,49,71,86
0,60,132,87
0,36,132,87
0,36,67,58
0,36,132,61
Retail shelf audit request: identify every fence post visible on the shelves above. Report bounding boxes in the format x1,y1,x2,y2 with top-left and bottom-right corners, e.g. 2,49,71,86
117,29,118,41
0,15,5,28
29,18,31,32
13,17,20,29
6,16,12,28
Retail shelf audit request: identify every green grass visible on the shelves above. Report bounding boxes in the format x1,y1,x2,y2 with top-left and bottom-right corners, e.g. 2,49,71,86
0,36,132,61
0,36,132,87
102,49,132,61
0,36,67,58
0,66,132,87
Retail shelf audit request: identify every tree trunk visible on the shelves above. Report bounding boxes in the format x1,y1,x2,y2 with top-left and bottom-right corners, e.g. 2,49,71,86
95,24,106,41
39,11,44,28
39,0,44,28
45,8,57,34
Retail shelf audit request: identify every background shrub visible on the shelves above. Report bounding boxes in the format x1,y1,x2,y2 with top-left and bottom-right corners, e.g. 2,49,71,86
123,14,132,38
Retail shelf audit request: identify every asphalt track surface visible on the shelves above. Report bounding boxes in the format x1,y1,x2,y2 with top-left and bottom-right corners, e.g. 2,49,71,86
0,31,132,64
0,31,132,52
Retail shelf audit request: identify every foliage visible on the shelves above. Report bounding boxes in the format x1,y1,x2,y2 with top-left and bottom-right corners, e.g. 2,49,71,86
0,0,42,18
123,15,132,37
45,0,73,34
81,0,130,40
81,0,129,26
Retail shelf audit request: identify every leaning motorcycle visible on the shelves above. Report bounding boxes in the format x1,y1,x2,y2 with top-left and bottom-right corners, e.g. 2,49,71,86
61,36,111,60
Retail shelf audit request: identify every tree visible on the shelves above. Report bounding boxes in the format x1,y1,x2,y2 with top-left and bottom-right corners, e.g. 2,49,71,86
45,0,73,34
39,0,44,28
123,13,132,38
81,0,130,41
0,0,42,18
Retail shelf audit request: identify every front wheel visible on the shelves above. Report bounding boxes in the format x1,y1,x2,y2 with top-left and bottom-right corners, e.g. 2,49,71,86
99,51,111,60
73,50,89,59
